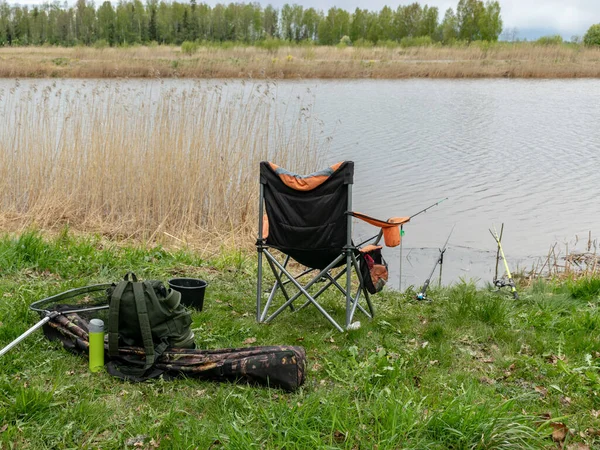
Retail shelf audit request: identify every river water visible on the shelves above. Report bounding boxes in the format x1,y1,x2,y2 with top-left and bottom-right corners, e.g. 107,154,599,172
2,78,599,291
311,79,600,290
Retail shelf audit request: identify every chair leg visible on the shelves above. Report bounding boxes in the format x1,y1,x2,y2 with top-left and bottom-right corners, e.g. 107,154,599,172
352,253,374,318
264,255,294,314
348,287,362,323
346,250,352,328
256,248,263,323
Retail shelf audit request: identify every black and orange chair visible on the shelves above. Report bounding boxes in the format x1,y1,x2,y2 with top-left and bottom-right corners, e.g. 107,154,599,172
256,161,409,331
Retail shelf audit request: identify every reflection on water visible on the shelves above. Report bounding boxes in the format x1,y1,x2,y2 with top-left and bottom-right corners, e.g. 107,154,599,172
2,78,599,290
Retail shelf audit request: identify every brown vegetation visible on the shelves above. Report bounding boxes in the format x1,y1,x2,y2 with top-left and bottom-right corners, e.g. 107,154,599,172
1,43,600,79
0,81,325,248
522,232,600,283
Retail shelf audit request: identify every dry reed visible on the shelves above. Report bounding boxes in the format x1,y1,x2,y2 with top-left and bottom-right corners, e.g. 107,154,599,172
1,43,600,79
522,232,600,283
0,80,326,248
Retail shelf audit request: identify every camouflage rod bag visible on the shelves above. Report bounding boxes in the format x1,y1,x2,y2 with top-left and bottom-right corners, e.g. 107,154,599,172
106,273,195,381
42,312,306,391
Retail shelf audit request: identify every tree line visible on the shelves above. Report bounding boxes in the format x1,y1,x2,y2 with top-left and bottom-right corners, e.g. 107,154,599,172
0,0,503,47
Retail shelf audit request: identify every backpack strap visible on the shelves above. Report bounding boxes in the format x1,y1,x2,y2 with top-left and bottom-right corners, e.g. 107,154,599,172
132,281,157,372
124,272,138,282
108,279,129,357
143,282,170,357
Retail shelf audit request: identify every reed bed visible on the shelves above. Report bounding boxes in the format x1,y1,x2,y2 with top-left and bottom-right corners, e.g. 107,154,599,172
1,43,600,78
0,80,325,248
520,232,600,284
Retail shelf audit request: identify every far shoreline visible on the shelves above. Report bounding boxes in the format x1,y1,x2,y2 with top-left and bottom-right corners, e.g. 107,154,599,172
1,43,600,79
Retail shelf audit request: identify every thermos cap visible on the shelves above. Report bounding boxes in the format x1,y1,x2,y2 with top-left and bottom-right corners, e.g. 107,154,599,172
89,318,104,333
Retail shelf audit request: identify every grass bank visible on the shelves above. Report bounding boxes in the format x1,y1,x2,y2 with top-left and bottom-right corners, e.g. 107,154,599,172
1,43,600,79
1,231,600,449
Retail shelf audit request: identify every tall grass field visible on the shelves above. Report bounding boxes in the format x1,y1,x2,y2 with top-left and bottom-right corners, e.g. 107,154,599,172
1,42,600,79
0,81,324,248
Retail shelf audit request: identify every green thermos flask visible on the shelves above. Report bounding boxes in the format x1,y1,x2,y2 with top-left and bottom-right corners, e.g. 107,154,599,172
89,318,105,372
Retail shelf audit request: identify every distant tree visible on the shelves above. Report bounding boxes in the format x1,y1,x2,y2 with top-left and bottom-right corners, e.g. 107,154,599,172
364,11,380,43
97,1,116,44
187,0,198,41
0,2,9,45
14,6,31,45
30,6,48,45
56,7,76,46
280,3,293,41
377,6,394,42
301,7,320,41
440,7,458,43
196,2,210,40
290,4,303,41
262,4,278,38
171,1,187,43
584,24,600,46
316,8,332,45
350,7,367,43
115,2,130,44
393,3,422,39
318,7,349,45
75,0,96,44
457,0,483,42
478,0,502,41
419,5,439,39
211,3,227,42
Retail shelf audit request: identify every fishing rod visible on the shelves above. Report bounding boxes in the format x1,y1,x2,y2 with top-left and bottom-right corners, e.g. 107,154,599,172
399,197,449,291
409,197,449,220
416,226,454,301
489,224,518,299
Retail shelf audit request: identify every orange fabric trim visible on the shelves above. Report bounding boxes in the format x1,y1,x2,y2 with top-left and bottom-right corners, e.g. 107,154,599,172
387,217,411,225
262,214,269,239
269,162,345,192
329,162,343,172
278,174,329,191
360,245,382,253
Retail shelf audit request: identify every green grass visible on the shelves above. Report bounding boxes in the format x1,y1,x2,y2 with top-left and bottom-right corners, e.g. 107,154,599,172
1,230,600,448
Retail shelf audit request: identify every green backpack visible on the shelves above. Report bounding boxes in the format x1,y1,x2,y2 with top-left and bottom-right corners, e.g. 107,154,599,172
107,273,195,380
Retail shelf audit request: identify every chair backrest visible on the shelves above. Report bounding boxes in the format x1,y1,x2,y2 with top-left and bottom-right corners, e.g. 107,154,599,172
259,161,354,269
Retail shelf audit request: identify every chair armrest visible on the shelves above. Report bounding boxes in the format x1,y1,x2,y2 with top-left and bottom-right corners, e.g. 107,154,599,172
348,212,410,247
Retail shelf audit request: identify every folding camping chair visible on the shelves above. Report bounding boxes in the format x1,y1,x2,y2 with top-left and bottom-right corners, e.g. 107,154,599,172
256,161,410,332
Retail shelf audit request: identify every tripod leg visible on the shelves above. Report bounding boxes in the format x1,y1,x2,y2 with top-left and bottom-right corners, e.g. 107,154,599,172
398,225,404,292
438,254,444,287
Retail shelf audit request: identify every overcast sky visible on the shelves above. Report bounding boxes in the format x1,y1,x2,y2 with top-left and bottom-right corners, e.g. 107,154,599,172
12,0,600,39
